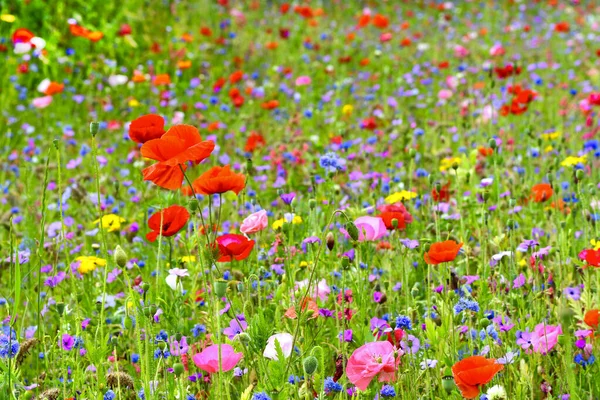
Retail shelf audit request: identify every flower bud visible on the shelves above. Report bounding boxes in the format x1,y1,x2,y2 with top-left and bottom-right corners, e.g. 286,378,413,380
246,158,254,176
575,169,584,182
391,219,399,229
141,283,150,293
303,355,318,376
326,232,335,251
341,256,350,269
188,198,199,212
237,332,251,345
308,198,316,209
90,121,100,137
114,245,127,268
345,222,359,241
408,148,416,158
214,280,228,298
442,376,456,392
56,302,65,316
173,363,184,376
488,138,497,149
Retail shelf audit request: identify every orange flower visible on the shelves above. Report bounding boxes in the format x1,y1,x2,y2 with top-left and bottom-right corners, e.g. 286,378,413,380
146,205,190,242
129,114,166,144
87,31,104,42
177,60,192,70
531,183,553,203
372,14,389,29
245,132,266,153
192,165,246,195
141,125,215,190
44,82,64,96
584,309,600,329
424,240,462,265
478,147,493,157
229,70,244,84
452,356,503,399
153,74,171,86
261,100,280,110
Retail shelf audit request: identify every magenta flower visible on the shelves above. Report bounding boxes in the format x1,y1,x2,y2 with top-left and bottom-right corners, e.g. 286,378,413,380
192,344,243,373
346,341,400,391
341,216,387,242
60,334,74,351
530,324,562,354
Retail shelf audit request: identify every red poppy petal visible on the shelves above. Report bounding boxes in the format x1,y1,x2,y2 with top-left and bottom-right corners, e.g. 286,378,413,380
142,163,185,190
141,137,185,162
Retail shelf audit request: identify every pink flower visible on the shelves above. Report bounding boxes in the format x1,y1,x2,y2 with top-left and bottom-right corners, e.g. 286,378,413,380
489,43,505,56
346,341,400,391
438,89,453,100
295,278,331,302
32,96,53,108
192,344,242,373
240,210,268,234
453,45,469,58
295,76,311,86
531,324,562,354
263,333,294,360
380,32,393,43
353,216,387,241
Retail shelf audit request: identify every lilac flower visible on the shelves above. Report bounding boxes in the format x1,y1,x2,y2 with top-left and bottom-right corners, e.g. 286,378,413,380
513,273,526,289
400,334,420,355
370,317,390,333
532,246,551,260
497,350,519,364
490,251,512,267
420,359,438,369
339,329,352,342
223,315,247,340
399,239,419,249
517,239,539,252
170,336,188,356
563,286,581,300
280,192,296,205
516,330,532,350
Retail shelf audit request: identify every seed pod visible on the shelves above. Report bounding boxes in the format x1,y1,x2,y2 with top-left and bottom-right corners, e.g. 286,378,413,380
345,222,359,241
326,232,335,251
90,121,100,137
114,245,127,268
303,355,318,376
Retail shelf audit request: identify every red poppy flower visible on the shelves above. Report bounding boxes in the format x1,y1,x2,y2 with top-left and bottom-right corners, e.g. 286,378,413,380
215,234,255,262
118,24,132,36
424,240,462,265
280,3,290,14
192,165,246,195
12,28,35,44
372,14,389,29
129,114,166,144
44,82,64,96
261,100,279,110
585,249,600,268
245,132,266,153
357,14,371,28
141,125,215,190
584,309,600,328
452,356,503,399
531,183,553,203
377,203,413,230
153,74,171,86
229,70,243,84
555,22,570,33
146,205,190,242
478,147,493,157
432,182,451,202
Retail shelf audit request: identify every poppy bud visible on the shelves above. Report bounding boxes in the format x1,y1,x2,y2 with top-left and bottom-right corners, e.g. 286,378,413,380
237,332,251,345
246,158,254,176
237,282,245,292
442,376,456,392
53,139,59,150
277,188,284,196
110,336,118,346
451,162,459,171
465,172,470,184
326,232,335,251
341,256,350,269
309,198,316,209
506,219,515,229
96,301,103,312
391,218,399,229
173,363,184,377
482,191,490,201
114,245,127,268
508,198,516,207
90,121,100,137
410,285,420,297
345,222,359,241
175,333,183,341
303,355,318,376
141,283,150,293
488,138,497,149
56,302,65,316
188,198,199,212
478,318,490,328
575,169,584,181
157,341,167,351
124,317,133,330
214,280,228,298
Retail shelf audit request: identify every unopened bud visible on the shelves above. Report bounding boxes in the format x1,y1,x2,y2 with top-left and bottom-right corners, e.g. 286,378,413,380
173,363,184,376
188,198,199,212
114,245,127,268
214,280,228,298
308,198,316,209
391,219,399,229
246,158,254,176
488,138,497,149
90,122,100,137
326,232,335,251
56,302,65,316
237,332,251,345
575,169,584,182
345,222,359,241
303,356,318,375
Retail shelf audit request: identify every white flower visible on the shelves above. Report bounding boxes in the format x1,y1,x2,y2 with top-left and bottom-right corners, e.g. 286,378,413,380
486,385,507,400
165,268,188,291
263,333,294,360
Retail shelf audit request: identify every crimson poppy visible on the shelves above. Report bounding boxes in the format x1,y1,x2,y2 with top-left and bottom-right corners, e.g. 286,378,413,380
452,356,503,399
372,14,389,29
585,249,600,268
215,234,255,262
129,114,165,144
245,132,266,153
12,28,35,44
141,125,215,190
146,205,190,242
432,182,451,202
377,203,412,230
192,165,246,195
424,240,462,265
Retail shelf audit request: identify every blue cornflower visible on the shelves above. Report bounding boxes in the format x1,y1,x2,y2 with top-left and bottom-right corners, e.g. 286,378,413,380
454,298,480,314
191,324,206,337
324,377,343,394
574,354,595,367
395,315,412,330
131,353,140,363
319,152,346,173
252,393,271,400
0,334,19,358
381,385,396,397
104,390,116,400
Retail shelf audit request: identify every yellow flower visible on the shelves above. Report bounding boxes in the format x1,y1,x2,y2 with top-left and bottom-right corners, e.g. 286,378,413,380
385,190,417,204
560,155,587,167
180,256,196,263
591,239,600,251
299,261,309,268
440,157,462,172
544,145,553,153
128,99,140,107
94,214,125,232
342,104,353,116
1,14,16,23
272,215,303,230
76,256,106,274
541,131,560,140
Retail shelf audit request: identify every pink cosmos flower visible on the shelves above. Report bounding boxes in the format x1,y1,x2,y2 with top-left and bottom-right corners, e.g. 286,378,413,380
341,216,387,242
263,333,294,360
192,344,242,373
531,323,562,354
346,341,400,391
295,76,311,86
240,210,268,234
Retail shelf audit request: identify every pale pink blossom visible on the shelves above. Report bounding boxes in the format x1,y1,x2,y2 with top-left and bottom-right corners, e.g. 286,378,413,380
531,324,562,354
263,333,294,360
346,341,400,391
32,96,53,108
240,210,268,234
192,344,242,373
295,76,311,86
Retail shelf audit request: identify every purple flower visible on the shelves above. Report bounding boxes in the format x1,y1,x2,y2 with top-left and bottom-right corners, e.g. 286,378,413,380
170,336,188,356
516,330,532,350
513,273,526,289
280,192,296,205
400,239,419,249
373,291,384,303
339,329,352,342
401,334,420,355
370,317,390,333
60,334,74,351
517,239,539,252
223,315,247,340
564,286,581,300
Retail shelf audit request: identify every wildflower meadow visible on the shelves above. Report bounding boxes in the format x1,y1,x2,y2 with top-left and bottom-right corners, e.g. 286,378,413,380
2,1,600,399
